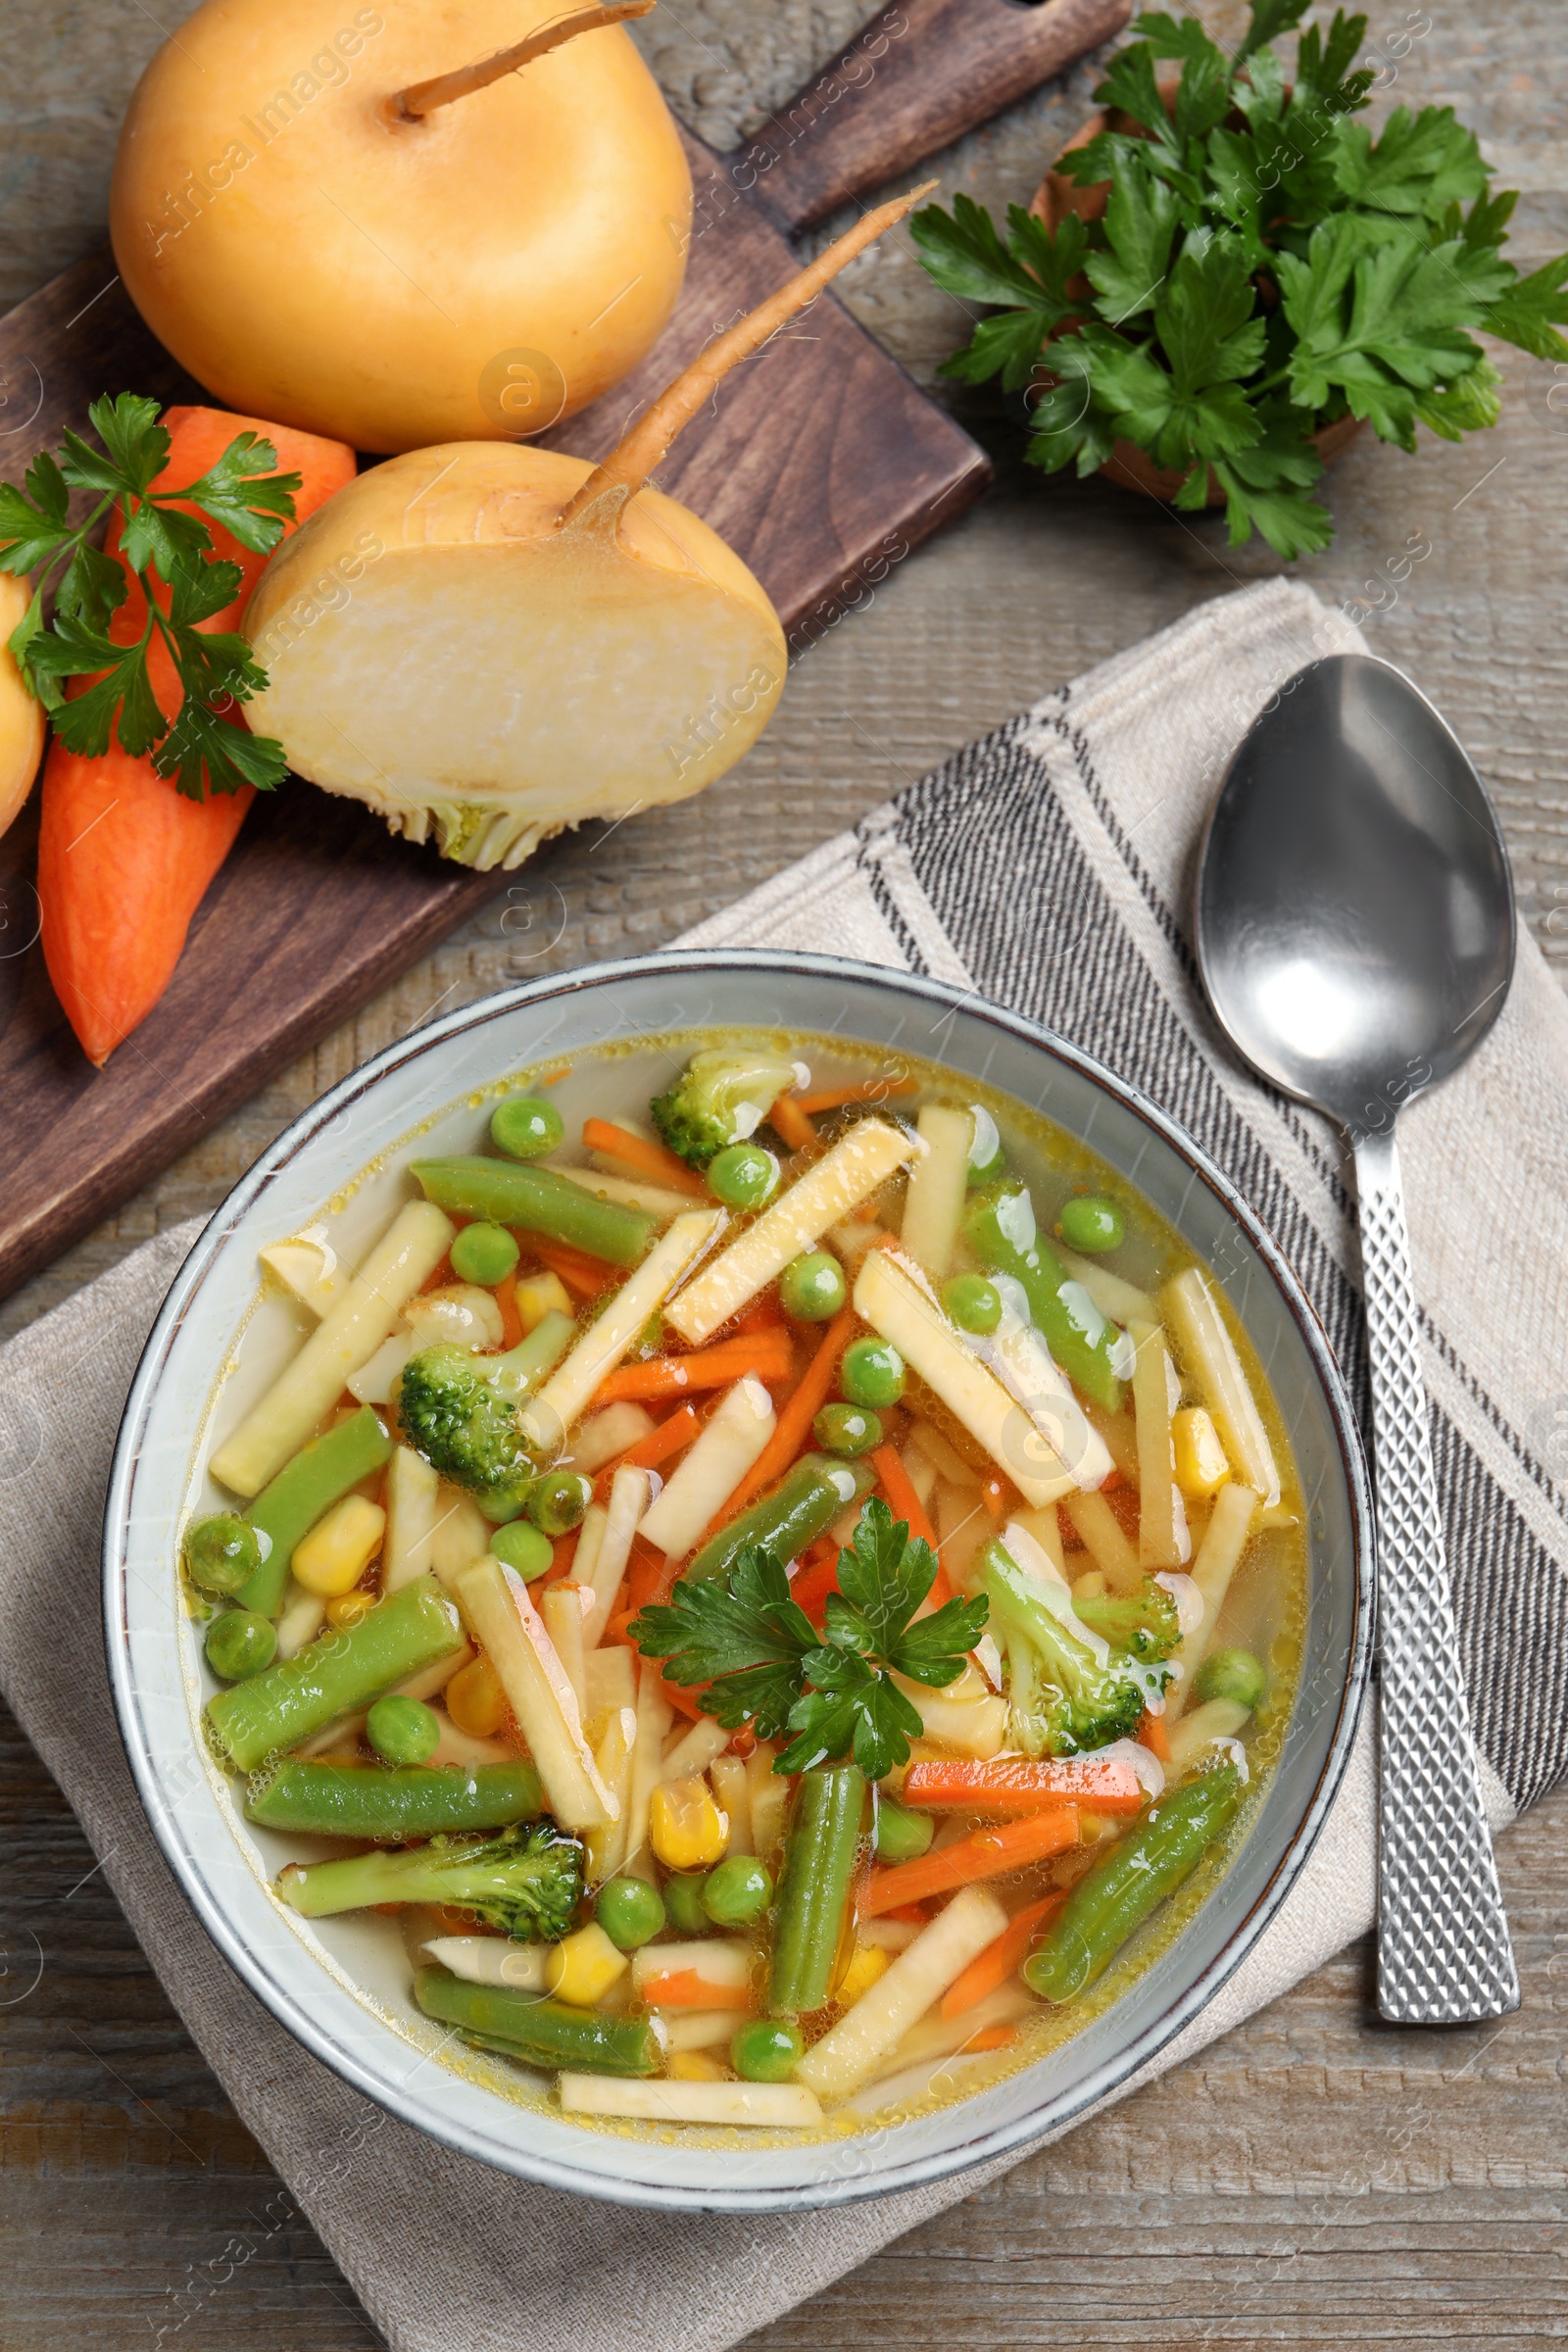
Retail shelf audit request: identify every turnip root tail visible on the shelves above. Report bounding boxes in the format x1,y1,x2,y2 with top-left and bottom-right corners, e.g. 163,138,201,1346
558,181,940,527
392,0,657,122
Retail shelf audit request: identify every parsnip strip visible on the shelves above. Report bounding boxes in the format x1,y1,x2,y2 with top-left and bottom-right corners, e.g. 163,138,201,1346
260,1231,350,1320
667,1122,919,1345
630,1937,752,2004
662,2008,741,2050
796,1886,1009,2100
899,1104,972,1281
711,1756,752,1854
868,1980,1034,2082
584,1641,636,1722
521,1210,724,1453
586,1704,637,1883
429,1487,494,1592
622,1659,674,1878
978,1299,1111,1493
382,1445,440,1592
581,1465,650,1647
637,1378,774,1562
661,1717,731,1781
854,1249,1071,1509
1165,1693,1250,1772
275,1584,326,1659
455,1557,616,1830
746,1740,789,1858
568,1402,658,1474
1062,1488,1142,1594
1009,1501,1065,1577
541,1582,590,1720
426,1709,514,1768
577,1166,703,1220
1166,1480,1258,1719
1131,1321,1189,1570
894,1681,1009,1757
1054,1244,1154,1326
559,2076,822,2129
213,1200,456,1496
1163,1268,1281,1509
421,1936,548,1989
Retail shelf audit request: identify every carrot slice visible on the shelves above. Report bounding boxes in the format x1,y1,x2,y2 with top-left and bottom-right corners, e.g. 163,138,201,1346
902,1757,1145,1816
492,1277,524,1351
597,1402,702,1492
581,1117,708,1197
963,2024,1022,2053
940,1894,1066,2019
515,1233,618,1297
699,1304,858,1535
787,1542,843,1624
860,1807,1080,1917
793,1077,918,1114
768,1094,817,1152
591,1331,793,1405
1137,1707,1171,1763
871,1445,954,1607
637,1969,751,2011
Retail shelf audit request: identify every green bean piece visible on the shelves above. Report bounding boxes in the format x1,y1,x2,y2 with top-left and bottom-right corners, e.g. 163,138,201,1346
966,1107,1004,1186
707,1144,779,1209
596,1877,666,1951
779,1250,848,1323
1058,1195,1125,1253
183,1514,263,1597
731,2018,804,2082
812,1402,882,1458
237,1404,394,1616
490,1095,564,1159
662,1872,710,1936
702,1854,773,1927
1194,1646,1266,1709
685,1454,876,1585
244,1758,544,1839
416,1968,662,2076
451,1222,521,1285
206,1574,465,1773
205,1609,276,1681
526,1470,591,1536
873,1796,935,1864
490,1521,555,1580
768,1764,867,2016
839,1337,906,1409
942,1274,1003,1335
1024,1760,1243,2003
411,1156,655,1266
965,1188,1126,1411
367,1694,440,1765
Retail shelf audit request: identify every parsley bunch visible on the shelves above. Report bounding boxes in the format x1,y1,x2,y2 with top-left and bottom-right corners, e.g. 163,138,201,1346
629,1499,989,1781
911,1,1568,558
0,394,299,798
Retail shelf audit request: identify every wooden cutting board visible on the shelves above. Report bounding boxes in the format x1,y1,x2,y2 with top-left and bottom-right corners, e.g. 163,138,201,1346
0,0,1128,1304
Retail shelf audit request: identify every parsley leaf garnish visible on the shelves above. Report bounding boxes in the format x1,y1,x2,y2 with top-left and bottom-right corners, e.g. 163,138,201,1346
0,393,299,799
628,1499,989,1783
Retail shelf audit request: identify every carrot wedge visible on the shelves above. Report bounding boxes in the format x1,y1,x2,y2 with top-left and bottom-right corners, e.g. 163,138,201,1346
768,1093,817,1152
902,1757,1146,1817
941,1894,1065,2019
582,1117,708,1197
860,1807,1080,1917
591,1332,793,1405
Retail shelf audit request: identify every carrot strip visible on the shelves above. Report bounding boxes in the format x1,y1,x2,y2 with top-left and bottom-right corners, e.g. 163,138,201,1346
638,1970,751,2011
871,1445,954,1607
981,1477,1010,1522
787,1543,843,1623
964,2024,1021,2053
878,1901,931,1926
702,1305,858,1532
598,1403,702,1490
902,1757,1145,1816
940,1894,1066,2019
1138,1708,1171,1763
793,1076,918,1115
515,1234,617,1297
492,1278,524,1351
860,1807,1080,1917
591,1331,793,1405
581,1117,708,1197
729,1296,785,1335
768,1094,817,1152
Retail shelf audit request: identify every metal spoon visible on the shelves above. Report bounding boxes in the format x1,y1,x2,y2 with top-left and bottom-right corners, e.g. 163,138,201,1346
1195,650,1519,2026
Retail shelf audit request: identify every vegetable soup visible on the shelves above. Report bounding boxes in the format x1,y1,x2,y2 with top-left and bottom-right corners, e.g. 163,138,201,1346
186,1031,1305,2134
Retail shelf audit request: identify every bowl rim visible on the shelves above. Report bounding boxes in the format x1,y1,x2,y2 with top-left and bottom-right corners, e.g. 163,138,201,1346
103,948,1374,2212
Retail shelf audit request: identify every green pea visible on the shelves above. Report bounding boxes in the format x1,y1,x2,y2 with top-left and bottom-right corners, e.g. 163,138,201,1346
450,1222,521,1285
662,1873,710,1936
183,1513,263,1598
525,1470,591,1537
708,1143,780,1210
966,1105,1004,1187
476,1489,528,1527
701,1854,774,1928
778,1250,847,1323
597,1877,667,1951
1194,1646,1266,1711
204,1609,277,1683
366,1694,441,1766
731,2018,804,2083
490,1095,564,1160
874,1798,935,1864
812,1402,882,1458
943,1274,1002,1334
1058,1195,1125,1253
840,1336,906,1409
492,1520,556,1578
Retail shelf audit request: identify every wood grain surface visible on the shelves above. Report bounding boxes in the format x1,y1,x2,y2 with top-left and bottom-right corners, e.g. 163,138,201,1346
3,0,1567,2344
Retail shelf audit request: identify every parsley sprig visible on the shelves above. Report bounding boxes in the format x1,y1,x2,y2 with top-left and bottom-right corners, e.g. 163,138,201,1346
629,1499,989,1781
0,394,300,798
911,2,1568,558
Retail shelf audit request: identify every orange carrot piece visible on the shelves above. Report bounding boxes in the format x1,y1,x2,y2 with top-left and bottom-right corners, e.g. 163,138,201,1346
788,1546,843,1623
492,1278,524,1351
871,1445,954,1606
702,1304,858,1533
38,407,355,1066
768,1093,817,1152
598,1403,703,1491
581,1117,708,1196
903,1757,1145,1816
638,1970,751,2011
793,1076,918,1115
515,1233,617,1297
941,1895,1066,2020
981,1477,1010,1521
860,1807,1080,1917
591,1331,793,1405
963,2024,1022,2053
1137,1708,1171,1763
878,1901,932,1926
729,1295,786,1335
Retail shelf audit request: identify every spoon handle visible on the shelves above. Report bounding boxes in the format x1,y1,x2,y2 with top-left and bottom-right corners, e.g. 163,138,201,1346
1353,1128,1519,2024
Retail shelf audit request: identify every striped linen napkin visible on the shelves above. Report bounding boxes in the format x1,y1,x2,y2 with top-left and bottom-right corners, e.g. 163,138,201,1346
0,576,1555,2352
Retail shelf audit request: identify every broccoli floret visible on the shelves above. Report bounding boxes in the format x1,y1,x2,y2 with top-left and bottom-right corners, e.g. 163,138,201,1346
278,1823,583,1940
979,1538,1152,1757
396,1343,536,1513
1070,1575,1182,1663
651,1047,801,1168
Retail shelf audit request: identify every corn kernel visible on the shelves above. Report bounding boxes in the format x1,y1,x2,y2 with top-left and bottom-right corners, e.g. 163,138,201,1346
325,1589,374,1630
544,1922,629,2007
516,1269,573,1335
1173,1406,1230,1499
446,1654,509,1738
650,1775,728,1871
667,2049,729,2082
835,1942,891,2009
291,1495,386,1596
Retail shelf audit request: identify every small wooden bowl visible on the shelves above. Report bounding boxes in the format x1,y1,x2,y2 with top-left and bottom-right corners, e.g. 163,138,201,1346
1030,105,1362,506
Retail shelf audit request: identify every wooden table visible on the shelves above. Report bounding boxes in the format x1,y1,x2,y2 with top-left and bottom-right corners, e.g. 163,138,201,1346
4,0,1567,2341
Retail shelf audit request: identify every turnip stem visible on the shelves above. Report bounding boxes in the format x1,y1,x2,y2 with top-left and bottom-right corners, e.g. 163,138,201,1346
559,182,938,524
392,0,656,122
